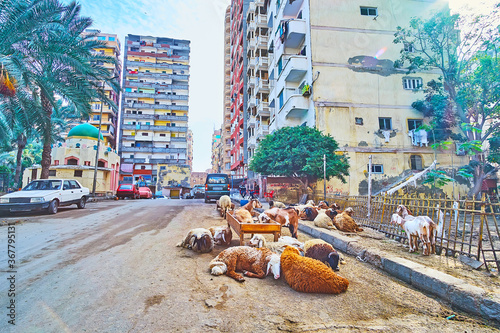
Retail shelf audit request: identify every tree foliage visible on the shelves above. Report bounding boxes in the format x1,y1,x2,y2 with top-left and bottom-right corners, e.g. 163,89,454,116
394,4,500,196
249,126,350,190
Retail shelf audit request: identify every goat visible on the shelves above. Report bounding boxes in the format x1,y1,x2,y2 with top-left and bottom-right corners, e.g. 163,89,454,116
241,199,263,217
396,204,413,219
209,246,281,282
176,228,214,253
208,224,233,246
281,246,349,294
391,213,436,256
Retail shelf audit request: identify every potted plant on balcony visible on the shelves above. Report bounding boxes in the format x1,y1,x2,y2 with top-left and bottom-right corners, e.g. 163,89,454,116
302,84,311,97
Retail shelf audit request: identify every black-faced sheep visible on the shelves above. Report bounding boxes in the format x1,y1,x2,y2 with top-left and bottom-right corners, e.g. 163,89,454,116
280,246,349,294
304,239,340,271
209,246,281,282
176,228,214,253
209,224,233,246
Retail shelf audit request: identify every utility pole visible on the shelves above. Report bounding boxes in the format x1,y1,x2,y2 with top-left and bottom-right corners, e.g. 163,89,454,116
92,101,104,197
323,154,326,201
367,155,372,217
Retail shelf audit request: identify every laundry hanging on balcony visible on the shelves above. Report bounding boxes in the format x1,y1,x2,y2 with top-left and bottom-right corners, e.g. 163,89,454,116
408,129,428,147
381,130,391,143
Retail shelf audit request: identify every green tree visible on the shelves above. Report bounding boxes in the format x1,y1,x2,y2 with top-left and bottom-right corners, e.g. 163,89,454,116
394,5,500,196
2,0,119,179
249,126,350,190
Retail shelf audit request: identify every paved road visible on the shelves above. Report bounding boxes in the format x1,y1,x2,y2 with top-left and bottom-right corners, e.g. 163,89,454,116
0,199,496,332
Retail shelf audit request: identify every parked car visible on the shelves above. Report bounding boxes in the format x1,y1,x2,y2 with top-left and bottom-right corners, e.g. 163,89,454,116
192,184,205,199
116,184,140,199
204,173,230,203
0,179,89,215
138,187,153,199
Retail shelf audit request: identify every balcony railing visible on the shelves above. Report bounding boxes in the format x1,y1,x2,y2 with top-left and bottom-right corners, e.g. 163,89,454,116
125,60,188,71
121,124,188,132
281,88,309,119
171,137,187,142
256,101,270,117
247,116,256,128
126,72,189,81
256,35,269,50
121,147,186,153
285,19,306,48
124,80,188,90
280,55,308,83
256,124,269,138
121,113,188,121
123,91,188,100
131,102,188,111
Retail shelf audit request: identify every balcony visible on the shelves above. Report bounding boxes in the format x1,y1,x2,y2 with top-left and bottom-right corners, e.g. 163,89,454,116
121,147,186,153
247,116,256,128
285,19,307,48
248,134,257,149
248,57,256,69
256,124,269,138
121,113,188,121
126,71,188,81
248,76,256,88
281,89,309,119
124,81,188,91
122,158,146,164
125,60,188,71
248,96,256,108
123,91,188,100
131,102,188,111
256,56,268,70
121,124,188,132
283,0,304,17
256,13,267,28
281,56,308,82
256,101,270,117
150,158,187,164
256,35,268,50
256,77,270,94
248,37,256,50
171,137,187,142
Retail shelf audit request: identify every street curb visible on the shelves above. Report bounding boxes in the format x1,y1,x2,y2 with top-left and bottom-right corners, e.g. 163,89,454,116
298,222,500,325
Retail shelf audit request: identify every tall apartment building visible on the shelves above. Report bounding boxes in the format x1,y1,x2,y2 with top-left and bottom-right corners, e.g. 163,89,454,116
263,0,468,195
68,30,121,149
119,34,190,186
229,0,251,178
246,0,270,173
221,6,233,175
211,129,223,173
187,129,193,171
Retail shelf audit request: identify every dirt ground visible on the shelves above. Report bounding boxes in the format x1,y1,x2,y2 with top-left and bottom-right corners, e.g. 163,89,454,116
1,199,498,332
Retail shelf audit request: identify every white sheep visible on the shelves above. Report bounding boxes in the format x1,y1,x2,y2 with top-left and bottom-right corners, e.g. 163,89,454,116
314,212,335,229
248,234,290,255
176,228,214,253
278,236,304,250
391,213,436,256
269,200,286,208
218,195,233,219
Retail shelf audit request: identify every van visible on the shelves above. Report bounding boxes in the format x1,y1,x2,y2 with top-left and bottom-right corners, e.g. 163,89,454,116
204,173,230,203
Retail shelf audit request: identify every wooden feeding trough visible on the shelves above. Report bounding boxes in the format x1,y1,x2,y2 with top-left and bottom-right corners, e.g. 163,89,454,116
226,212,281,245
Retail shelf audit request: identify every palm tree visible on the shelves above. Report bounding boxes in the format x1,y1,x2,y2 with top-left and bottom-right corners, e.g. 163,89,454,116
2,0,119,179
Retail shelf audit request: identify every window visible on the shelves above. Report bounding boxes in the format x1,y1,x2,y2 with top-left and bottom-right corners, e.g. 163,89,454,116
408,119,423,131
130,155,134,158
69,180,81,189
142,133,148,136
360,7,377,16
403,77,423,90
93,115,100,121
49,170,56,176
97,161,105,167
67,158,78,165
404,42,414,52
355,117,363,125
108,37,115,41
379,117,392,130
368,165,383,174
141,166,146,170
278,89,284,109
97,36,106,40
74,170,83,177
410,155,423,170
159,133,166,137
278,56,283,75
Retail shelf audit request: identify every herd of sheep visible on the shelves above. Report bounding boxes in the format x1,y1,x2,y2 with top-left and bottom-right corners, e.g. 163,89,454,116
177,197,441,294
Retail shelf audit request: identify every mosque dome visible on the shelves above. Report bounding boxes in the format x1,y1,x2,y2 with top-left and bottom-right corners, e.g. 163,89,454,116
67,123,104,141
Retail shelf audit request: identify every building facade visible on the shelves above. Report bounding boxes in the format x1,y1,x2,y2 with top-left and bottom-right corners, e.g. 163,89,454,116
211,129,223,173
119,34,190,187
187,129,194,172
229,0,251,177
221,6,233,175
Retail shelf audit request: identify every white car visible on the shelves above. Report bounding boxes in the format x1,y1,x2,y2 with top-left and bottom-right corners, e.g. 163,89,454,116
0,179,90,214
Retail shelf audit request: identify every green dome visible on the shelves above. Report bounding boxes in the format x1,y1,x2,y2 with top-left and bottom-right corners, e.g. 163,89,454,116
67,123,104,141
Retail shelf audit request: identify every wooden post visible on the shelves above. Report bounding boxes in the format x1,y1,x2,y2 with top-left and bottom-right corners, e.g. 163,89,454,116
367,155,372,217
323,154,326,201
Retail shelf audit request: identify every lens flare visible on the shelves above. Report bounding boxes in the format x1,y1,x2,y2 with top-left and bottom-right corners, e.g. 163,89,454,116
374,47,387,59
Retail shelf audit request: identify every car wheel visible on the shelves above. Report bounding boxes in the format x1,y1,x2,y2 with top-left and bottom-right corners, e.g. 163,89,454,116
48,200,59,214
77,196,86,209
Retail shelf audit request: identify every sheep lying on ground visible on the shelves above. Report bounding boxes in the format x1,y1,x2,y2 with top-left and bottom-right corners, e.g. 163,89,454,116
281,246,349,294
299,207,319,221
314,212,335,229
259,207,299,238
391,213,436,255
304,239,341,271
278,236,304,250
325,209,339,220
248,234,290,255
208,224,233,246
269,200,286,208
216,195,234,219
317,201,330,210
176,228,214,253
209,246,281,282
333,207,363,232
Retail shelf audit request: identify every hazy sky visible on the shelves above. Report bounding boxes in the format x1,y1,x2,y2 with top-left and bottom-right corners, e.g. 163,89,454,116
74,0,496,172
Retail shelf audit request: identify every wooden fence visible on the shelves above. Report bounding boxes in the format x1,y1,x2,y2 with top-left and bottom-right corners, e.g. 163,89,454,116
314,193,500,272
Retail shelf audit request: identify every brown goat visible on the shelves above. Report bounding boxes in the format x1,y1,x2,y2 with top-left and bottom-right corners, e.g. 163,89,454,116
260,207,299,238
241,199,263,217
281,246,349,294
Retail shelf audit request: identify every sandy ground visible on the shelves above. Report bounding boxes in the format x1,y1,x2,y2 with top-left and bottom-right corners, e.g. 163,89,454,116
0,199,498,332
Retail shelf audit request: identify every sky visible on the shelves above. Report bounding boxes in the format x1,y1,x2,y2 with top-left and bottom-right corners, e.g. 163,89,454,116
74,0,497,172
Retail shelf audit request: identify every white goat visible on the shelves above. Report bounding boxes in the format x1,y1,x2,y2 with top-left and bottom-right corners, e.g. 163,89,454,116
391,214,436,256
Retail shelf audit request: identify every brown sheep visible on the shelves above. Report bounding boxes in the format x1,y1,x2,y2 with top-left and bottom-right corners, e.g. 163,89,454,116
209,246,281,282
281,246,349,294
333,207,363,233
305,243,340,271
299,207,319,221
176,228,214,253
209,224,233,246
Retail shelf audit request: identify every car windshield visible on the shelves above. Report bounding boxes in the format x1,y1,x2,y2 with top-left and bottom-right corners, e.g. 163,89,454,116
23,180,62,191
120,185,133,190
207,176,228,184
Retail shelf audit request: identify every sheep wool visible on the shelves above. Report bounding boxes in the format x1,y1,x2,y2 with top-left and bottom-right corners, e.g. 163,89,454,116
176,228,214,253
333,210,363,233
314,212,334,229
281,246,348,294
